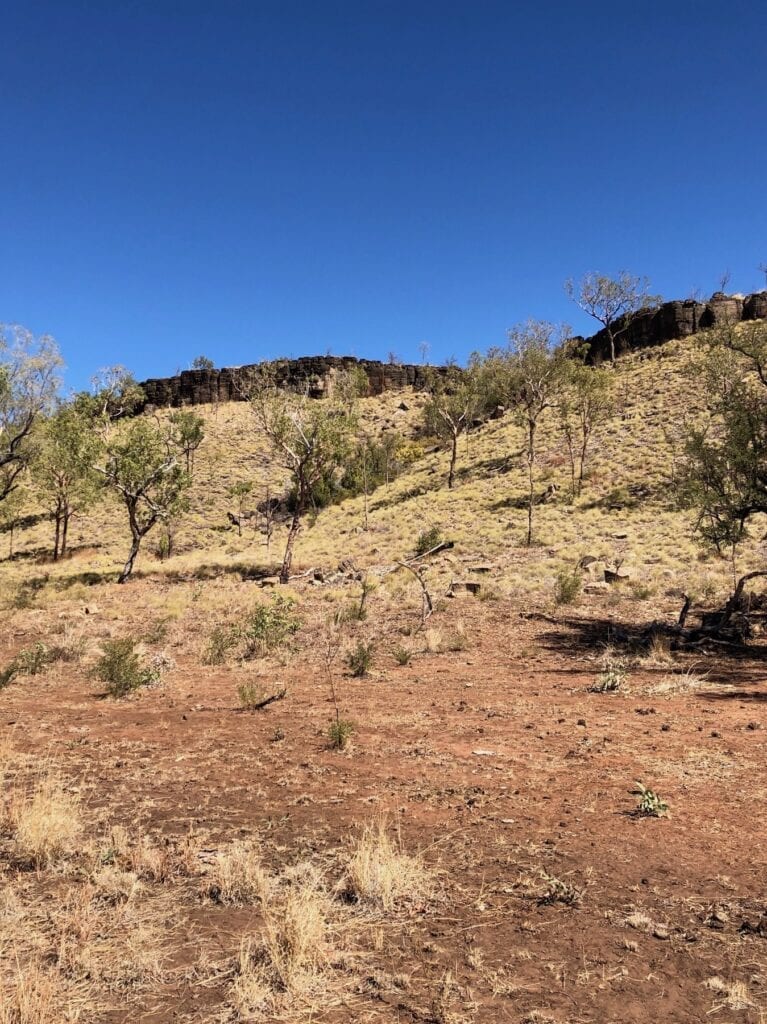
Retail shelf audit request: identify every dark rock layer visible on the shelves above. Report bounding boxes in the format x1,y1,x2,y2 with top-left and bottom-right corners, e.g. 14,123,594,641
138,291,767,407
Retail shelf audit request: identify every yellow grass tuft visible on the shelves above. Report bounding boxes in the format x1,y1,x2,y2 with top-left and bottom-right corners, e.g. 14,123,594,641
344,818,433,912
6,774,82,869
207,840,269,905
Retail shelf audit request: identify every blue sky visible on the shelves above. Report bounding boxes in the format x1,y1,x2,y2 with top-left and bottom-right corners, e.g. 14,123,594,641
1,1,766,389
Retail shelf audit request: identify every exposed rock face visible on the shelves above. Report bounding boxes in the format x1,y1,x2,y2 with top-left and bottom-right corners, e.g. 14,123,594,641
582,290,767,364
138,291,767,407
139,356,438,409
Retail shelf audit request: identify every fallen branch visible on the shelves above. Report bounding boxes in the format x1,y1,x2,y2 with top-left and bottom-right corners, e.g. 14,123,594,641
244,687,287,711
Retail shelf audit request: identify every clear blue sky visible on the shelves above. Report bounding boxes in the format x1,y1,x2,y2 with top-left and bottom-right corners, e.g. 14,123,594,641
2,1,766,389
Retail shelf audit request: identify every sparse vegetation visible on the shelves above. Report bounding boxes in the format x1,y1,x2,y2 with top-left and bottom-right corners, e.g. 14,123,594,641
634,783,670,817
554,567,581,605
347,640,374,677
92,637,159,697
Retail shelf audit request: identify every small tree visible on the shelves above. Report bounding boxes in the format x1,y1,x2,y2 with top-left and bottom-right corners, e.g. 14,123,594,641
559,361,615,500
98,418,190,582
228,480,253,536
191,355,214,370
565,272,661,363
31,403,102,560
0,325,62,504
423,364,483,489
246,365,358,583
483,321,569,546
79,366,145,423
0,484,28,559
169,409,205,476
682,320,767,559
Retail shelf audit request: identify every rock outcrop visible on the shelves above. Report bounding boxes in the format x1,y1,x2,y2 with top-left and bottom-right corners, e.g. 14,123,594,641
138,290,767,408
139,356,437,409
581,290,767,363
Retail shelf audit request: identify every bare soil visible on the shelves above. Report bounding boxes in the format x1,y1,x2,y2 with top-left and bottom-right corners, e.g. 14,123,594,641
2,578,766,1023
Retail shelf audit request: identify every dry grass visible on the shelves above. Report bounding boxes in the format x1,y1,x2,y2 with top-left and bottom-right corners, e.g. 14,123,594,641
231,873,334,1019
0,961,82,1024
5,773,82,869
650,666,712,695
207,840,269,905
344,818,433,912
704,976,758,1012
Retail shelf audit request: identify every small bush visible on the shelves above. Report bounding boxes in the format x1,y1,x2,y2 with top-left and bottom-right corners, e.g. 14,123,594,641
590,655,626,693
207,840,268,905
204,624,239,665
7,774,82,868
328,718,354,750
204,596,301,664
93,639,159,697
347,641,374,678
14,642,59,676
415,525,443,556
240,596,300,657
343,818,433,911
393,645,412,666
554,568,582,605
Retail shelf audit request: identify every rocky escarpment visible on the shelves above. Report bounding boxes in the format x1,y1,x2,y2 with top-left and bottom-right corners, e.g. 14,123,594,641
582,290,767,363
139,356,436,409
138,290,767,407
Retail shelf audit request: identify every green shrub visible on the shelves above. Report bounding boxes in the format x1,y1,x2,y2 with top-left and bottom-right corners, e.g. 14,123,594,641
328,718,355,750
415,525,443,556
93,638,158,697
393,645,412,666
203,625,239,665
347,641,374,678
554,568,582,605
14,642,60,676
240,595,300,657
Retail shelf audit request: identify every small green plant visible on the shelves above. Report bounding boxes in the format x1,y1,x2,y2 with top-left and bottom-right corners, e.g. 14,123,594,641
93,638,159,697
239,595,301,658
347,641,374,678
203,625,239,665
393,645,412,666
14,642,59,676
590,655,627,693
328,717,355,750
205,625,238,664
415,525,443,556
554,568,582,605
634,783,669,818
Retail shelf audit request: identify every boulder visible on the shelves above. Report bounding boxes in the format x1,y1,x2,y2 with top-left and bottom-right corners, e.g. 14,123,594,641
448,580,482,597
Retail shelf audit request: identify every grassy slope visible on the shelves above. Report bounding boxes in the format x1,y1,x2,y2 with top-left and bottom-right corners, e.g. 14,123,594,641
0,334,754,611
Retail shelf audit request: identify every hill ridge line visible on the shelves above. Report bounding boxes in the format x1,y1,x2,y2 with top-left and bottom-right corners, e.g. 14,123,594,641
138,289,767,408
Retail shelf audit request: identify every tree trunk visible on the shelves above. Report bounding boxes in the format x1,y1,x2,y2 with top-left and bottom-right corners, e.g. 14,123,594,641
448,432,458,489
578,427,591,497
608,329,616,363
280,483,305,584
526,422,536,547
118,533,143,584
53,508,62,562
61,508,70,559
